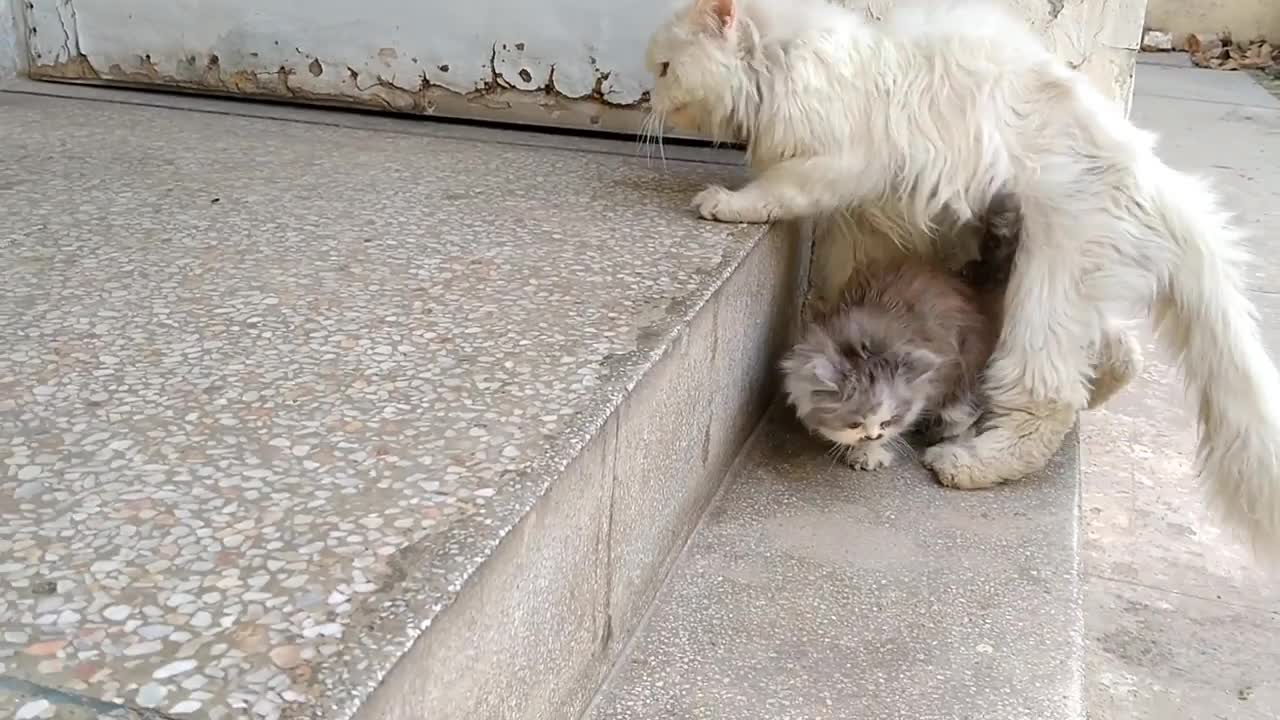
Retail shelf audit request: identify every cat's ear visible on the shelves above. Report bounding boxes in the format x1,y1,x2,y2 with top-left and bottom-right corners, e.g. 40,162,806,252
781,347,842,391
691,0,737,33
900,349,942,385
811,356,843,388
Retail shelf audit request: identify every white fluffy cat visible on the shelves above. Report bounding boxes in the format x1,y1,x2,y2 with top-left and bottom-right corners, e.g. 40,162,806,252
645,0,1280,555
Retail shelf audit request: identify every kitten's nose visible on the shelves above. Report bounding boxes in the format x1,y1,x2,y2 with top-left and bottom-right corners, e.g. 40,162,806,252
865,431,883,440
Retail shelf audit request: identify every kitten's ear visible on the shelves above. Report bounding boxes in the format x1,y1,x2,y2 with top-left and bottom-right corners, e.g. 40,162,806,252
901,349,942,384
809,356,843,389
691,0,737,33
781,348,842,391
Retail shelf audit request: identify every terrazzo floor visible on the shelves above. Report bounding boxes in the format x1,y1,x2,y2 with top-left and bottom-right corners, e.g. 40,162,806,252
0,89,756,719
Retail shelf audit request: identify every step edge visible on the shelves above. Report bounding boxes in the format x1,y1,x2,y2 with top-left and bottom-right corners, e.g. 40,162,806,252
330,222,809,720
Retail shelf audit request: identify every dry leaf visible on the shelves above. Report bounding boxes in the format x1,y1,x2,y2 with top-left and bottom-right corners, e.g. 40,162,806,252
1185,33,1277,73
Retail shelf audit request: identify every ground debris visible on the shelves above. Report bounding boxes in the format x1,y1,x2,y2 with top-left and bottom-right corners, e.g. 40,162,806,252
1186,32,1278,74
1141,30,1174,52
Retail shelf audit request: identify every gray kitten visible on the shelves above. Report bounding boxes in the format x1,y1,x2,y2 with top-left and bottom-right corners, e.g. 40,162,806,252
782,197,1019,470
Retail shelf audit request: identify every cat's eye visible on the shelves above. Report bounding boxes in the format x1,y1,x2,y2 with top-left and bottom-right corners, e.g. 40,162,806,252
658,61,670,78
879,420,891,429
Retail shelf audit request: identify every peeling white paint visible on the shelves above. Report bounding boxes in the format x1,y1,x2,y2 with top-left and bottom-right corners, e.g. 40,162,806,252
0,0,22,79
19,0,1144,129
25,0,78,66
23,0,656,103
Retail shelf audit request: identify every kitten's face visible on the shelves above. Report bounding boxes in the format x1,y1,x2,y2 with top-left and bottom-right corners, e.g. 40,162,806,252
815,392,913,447
645,0,742,134
782,335,940,447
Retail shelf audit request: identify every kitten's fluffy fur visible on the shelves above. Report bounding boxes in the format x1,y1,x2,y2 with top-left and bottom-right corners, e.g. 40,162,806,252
647,0,1280,555
783,259,999,471
785,193,1018,469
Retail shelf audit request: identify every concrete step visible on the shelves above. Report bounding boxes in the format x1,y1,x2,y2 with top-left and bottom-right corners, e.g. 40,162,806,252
0,84,807,719
589,407,1085,720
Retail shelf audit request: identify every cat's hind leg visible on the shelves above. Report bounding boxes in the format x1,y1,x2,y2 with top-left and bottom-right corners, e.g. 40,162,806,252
1087,321,1144,410
922,197,1094,488
933,328,1133,488
923,401,1077,489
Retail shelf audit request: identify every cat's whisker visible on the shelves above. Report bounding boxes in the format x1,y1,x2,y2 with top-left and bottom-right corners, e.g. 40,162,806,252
829,444,852,471
638,113,657,165
654,111,669,169
645,113,655,163
647,114,660,164
636,113,650,160
830,442,855,467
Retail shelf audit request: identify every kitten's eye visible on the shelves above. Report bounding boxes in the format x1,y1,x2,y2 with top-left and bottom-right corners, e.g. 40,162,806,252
879,420,891,430
658,61,670,78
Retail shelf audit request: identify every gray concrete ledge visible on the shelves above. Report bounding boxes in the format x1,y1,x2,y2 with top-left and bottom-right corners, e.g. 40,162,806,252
358,225,805,720
591,408,1085,720
0,88,805,719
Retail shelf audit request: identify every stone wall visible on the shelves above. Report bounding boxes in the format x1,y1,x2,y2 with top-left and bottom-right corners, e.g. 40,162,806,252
1026,0,1149,115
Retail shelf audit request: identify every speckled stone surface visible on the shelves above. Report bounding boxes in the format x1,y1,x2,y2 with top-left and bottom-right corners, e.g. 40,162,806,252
0,89,785,719
590,408,1084,720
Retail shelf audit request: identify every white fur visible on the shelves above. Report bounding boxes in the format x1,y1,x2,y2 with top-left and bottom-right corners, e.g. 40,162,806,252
647,0,1280,556
821,427,868,446
848,440,895,470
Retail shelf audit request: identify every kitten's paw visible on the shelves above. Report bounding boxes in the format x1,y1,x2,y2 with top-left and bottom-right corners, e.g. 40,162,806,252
922,441,1001,490
846,443,895,471
691,185,775,224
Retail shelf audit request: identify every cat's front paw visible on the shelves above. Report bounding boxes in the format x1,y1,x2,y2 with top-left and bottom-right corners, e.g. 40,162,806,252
691,185,775,224
846,443,895,471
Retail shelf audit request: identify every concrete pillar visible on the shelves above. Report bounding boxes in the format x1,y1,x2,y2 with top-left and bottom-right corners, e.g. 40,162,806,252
1025,0,1150,115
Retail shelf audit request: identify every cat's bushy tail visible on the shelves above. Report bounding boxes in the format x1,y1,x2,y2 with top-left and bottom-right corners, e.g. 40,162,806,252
1149,162,1280,558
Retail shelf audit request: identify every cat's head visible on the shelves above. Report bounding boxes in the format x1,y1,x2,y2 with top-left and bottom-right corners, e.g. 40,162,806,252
781,323,942,446
645,0,756,139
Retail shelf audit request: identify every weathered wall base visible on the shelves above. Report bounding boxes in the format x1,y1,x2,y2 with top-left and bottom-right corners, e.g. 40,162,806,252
19,0,666,135
0,0,24,80
20,0,1145,136
26,57,651,136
